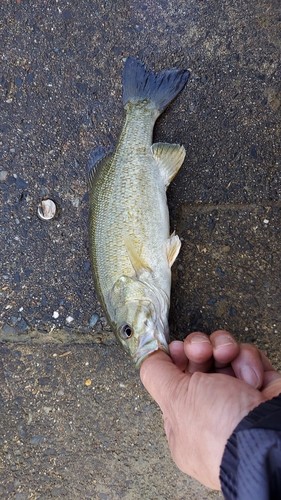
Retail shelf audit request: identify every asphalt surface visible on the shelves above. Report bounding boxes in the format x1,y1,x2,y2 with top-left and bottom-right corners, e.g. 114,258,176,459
0,0,280,498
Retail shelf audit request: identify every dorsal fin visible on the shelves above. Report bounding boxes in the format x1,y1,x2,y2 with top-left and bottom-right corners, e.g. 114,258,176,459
151,142,186,187
87,146,112,188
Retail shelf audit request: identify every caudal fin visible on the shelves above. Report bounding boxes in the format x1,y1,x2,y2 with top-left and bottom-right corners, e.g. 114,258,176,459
123,57,190,114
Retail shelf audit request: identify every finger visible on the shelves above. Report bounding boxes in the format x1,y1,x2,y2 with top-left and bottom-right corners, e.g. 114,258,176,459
210,330,239,366
260,351,275,371
260,351,281,389
263,370,281,388
262,374,281,401
216,366,235,377
183,332,213,373
140,350,189,413
231,344,264,389
169,341,188,372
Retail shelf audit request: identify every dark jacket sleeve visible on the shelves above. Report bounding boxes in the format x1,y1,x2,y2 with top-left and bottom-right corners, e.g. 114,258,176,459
220,394,281,500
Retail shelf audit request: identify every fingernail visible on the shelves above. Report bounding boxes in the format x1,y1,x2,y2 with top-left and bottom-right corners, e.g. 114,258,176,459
240,366,258,387
215,335,236,349
170,340,183,347
190,334,210,344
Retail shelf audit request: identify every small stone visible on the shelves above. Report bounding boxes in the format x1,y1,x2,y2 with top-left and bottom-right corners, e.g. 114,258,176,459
85,378,92,386
38,377,49,386
52,311,59,319
222,245,231,253
38,199,56,220
15,77,23,87
66,315,74,324
30,435,45,445
1,324,17,335
43,406,53,414
14,271,21,283
83,260,91,272
44,448,56,456
15,176,28,189
263,219,269,224
17,318,29,332
71,196,80,208
89,313,99,327
0,170,8,181
10,316,19,326
18,424,27,438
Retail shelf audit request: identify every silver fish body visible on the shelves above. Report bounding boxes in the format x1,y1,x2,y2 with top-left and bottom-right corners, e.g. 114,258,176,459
89,57,190,367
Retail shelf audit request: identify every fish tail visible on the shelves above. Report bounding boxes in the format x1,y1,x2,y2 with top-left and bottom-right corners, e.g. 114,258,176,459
122,57,190,114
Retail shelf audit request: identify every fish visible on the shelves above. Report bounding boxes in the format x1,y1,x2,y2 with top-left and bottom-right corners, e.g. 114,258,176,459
88,57,190,367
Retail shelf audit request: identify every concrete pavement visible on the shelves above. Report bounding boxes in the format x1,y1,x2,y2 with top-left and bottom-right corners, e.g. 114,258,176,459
0,0,280,498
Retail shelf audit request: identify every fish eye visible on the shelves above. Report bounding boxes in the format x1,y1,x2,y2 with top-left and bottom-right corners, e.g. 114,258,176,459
120,324,134,340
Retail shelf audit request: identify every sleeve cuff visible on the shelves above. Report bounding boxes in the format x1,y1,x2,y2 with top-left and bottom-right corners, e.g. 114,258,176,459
220,394,281,499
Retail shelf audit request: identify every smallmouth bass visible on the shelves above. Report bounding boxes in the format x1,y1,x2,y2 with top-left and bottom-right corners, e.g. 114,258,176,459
89,57,190,367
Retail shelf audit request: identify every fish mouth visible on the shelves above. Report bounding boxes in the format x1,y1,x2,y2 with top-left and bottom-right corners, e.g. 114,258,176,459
134,331,169,368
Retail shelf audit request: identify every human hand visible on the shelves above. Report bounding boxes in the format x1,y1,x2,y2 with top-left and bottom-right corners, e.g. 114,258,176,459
140,330,281,490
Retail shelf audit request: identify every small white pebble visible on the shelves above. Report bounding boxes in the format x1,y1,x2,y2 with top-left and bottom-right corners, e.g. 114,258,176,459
0,170,8,181
38,199,56,220
43,406,53,414
52,311,59,319
263,219,269,224
66,316,74,324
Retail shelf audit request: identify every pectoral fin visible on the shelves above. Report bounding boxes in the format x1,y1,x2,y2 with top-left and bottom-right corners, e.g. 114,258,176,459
166,232,181,267
151,142,186,187
125,238,152,276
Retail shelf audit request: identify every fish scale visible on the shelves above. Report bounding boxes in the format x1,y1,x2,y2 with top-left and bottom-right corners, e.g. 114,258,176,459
91,108,168,292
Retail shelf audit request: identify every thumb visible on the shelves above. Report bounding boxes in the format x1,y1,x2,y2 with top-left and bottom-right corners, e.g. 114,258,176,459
140,350,189,413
